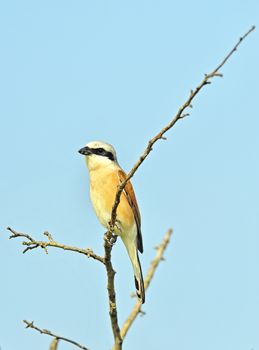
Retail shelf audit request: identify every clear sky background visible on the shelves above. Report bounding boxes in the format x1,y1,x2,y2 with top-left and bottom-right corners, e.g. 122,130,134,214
0,1,258,350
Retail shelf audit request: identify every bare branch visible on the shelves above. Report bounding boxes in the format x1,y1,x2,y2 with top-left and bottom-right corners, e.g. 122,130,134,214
23,320,90,350
211,25,255,75
104,235,122,350
120,229,173,341
7,227,105,264
49,338,59,350
109,25,256,232
105,25,255,348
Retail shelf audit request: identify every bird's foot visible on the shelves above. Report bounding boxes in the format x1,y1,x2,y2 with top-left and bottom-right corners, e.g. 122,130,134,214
110,234,118,245
104,233,118,247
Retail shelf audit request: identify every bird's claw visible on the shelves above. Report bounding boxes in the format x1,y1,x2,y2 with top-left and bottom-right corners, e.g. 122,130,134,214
110,235,118,245
104,234,118,246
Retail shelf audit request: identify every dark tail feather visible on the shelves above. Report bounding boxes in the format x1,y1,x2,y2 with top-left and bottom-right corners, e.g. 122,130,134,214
134,254,145,304
122,235,145,304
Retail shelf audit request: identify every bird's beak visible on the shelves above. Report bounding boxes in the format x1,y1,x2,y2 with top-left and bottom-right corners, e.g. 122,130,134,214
78,146,92,156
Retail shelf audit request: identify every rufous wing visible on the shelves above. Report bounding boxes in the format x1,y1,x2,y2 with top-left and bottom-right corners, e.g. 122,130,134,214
118,170,143,253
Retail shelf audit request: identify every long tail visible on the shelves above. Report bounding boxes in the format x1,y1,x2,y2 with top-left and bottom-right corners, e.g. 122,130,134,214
133,253,145,304
122,236,145,304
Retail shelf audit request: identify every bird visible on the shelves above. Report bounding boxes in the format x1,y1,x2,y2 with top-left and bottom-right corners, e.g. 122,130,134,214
78,141,145,304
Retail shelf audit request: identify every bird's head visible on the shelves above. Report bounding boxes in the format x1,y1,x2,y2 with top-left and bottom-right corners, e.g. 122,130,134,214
78,141,118,171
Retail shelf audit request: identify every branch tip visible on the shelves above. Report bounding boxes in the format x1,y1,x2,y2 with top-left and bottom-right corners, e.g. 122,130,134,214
44,231,54,242
23,320,90,350
214,72,223,77
23,320,34,328
7,227,105,263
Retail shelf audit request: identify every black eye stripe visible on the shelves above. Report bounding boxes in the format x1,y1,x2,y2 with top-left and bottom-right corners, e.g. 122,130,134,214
104,151,115,161
91,147,115,161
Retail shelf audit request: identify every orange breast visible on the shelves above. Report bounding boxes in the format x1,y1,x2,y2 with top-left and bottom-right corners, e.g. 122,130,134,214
89,169,135,232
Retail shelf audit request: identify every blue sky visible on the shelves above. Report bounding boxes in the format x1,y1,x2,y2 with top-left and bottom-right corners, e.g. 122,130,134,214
0,1,258,350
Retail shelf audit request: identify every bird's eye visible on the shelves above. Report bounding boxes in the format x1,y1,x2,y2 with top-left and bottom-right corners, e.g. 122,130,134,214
96,148,105,155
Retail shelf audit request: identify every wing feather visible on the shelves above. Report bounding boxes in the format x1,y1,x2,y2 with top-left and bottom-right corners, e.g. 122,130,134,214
118,170,143,253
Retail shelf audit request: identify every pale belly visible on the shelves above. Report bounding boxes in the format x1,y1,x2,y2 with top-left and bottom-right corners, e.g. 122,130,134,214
90,187,112,229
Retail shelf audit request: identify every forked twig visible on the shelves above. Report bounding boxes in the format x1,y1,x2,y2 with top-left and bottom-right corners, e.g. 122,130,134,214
7,227,104,264
23,320,90,350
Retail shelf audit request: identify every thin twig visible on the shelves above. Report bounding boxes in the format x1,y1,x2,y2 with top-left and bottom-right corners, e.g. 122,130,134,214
23,320,90,350
120,229,173,341
7,227,105,264
211,25,255,74
109,25,256,232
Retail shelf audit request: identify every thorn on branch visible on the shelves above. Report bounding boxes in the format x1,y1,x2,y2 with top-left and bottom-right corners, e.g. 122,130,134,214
147,140,153,151
139,310,146,317
43,329,51,335
179,113,190,119
213,72,223,77
86,248,94,258
24,320,34,328
44,231,54,242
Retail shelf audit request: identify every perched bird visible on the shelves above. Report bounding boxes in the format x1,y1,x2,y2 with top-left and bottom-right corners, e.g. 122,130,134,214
79,141,145,303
